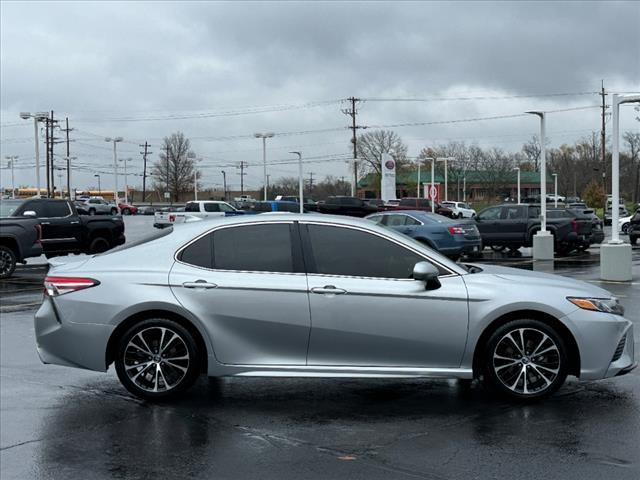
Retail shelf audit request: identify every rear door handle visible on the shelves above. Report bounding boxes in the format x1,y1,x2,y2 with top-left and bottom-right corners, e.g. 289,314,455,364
310,285,347,295
40,221,51,225
182,280,218,289
70,221,80,224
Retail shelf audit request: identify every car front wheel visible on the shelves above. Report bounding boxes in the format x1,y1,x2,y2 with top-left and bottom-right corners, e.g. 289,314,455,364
482,319,568,401
115,319,200,400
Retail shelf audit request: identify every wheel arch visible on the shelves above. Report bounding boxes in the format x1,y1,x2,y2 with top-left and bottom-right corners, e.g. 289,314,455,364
0,236,21,260
471,309,580,378
105,309,209,373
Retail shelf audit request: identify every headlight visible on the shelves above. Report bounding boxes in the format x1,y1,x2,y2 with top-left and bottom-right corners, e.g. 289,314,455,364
567,297,624,315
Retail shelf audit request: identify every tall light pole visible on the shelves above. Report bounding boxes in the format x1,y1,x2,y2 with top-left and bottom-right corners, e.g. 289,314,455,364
221,170,227,201
94,174,101,195
105,137,123,204
416,160,421,198
514,167,521,205
527,111,553,260
552,173,558,208
421,157,436,212
290,151,303,213
119,157,131,204
436,157,454,202
255,132,274,201
20,112,47,197
601,93,640,281
63,156,77,199
188,152,201,201
5,156,18,198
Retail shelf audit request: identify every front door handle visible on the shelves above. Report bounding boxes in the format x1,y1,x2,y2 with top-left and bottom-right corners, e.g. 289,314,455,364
310,285,347,295
182,280,218,289
40,221,51,225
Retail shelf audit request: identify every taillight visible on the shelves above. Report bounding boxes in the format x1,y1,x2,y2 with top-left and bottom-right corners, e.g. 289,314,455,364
169,215,176,222
447,226,465,235
44,276,100,297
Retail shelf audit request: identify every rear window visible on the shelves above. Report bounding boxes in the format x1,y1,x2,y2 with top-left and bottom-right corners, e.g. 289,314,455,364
399,198,415,206
253,202,273,212
276,203,299,212
185,202,199,212
204,203,220,212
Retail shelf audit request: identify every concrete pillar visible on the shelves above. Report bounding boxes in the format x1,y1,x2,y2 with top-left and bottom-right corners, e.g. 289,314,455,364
533,231,554,260
600,243,633,281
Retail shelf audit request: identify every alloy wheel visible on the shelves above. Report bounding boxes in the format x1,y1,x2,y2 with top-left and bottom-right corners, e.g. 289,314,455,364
123,326,190,393
0,248,16,277
492,327,560,395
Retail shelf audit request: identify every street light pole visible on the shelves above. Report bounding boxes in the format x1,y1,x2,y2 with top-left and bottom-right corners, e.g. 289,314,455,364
105,137,123,204
527,111,553,260
417,161,421,198
64,156,77,199
514,167,521,205
94,174,101,195
5,156,18,199
255,133,274,201
290,151,303,213
20,112,47,197
119,157,131,204
552,173,558,208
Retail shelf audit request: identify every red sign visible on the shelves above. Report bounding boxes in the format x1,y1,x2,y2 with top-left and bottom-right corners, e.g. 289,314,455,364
423,183,441,202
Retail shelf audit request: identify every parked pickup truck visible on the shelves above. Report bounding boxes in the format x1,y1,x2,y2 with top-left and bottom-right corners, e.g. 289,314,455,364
317,196,379,217
474,204,576,254
8,198,125,258
153,200,243,228
0,200,43,278
549,207,604,251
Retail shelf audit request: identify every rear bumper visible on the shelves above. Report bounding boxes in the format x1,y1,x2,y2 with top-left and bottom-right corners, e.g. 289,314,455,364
34,297,113,372
439,238,483,256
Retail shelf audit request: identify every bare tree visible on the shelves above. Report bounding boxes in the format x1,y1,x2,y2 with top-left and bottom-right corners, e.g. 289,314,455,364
521,135,541,172
356,130,408,176
151,132,197,202
623,132,640,203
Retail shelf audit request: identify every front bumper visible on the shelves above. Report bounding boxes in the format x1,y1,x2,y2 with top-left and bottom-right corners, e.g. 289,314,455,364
564,309,635,380
34,296,114,372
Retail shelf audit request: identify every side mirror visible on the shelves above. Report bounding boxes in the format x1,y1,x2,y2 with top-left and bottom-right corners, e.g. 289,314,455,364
23,210,37,218
413,261,441,290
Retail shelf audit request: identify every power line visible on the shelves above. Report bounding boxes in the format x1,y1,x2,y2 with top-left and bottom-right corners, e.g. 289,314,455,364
362,91,599,102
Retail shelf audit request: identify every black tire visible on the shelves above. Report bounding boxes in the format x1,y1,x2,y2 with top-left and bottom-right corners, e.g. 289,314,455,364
89,237,110,254
115,318,200,401
110,207,118,215
0,245,17,279
621,223,629,234
630,235,638,245
122,208,131,215
481,319,568,401
457,212,463,219
490,245,506,252
88,208,96,216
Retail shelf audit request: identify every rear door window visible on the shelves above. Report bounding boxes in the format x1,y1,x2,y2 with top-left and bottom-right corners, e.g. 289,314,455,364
45,201,72,218
213,224,294,273
179,234,213,268
185,202,199,212
204,203,220,212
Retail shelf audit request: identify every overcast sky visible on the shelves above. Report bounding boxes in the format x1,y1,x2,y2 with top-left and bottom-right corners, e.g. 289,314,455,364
1,0,639,192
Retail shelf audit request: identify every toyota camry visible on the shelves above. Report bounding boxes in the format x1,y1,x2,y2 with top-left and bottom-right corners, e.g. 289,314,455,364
35,214,635,401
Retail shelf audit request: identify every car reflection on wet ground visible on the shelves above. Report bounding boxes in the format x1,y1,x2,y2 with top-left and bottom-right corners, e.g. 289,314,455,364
1,217,638,480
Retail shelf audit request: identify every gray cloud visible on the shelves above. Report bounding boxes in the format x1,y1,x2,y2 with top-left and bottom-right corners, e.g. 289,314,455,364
1,1,638,191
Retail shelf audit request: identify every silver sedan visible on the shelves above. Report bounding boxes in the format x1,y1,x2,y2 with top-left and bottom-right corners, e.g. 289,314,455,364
35,214,635,401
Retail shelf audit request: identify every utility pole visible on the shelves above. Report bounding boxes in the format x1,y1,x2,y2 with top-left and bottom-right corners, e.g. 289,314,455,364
59,117,74,198
44,115,50,197
266,174,271,197
600,81,607,193
221,170,227,200
342,97,366,197
139,142,151,203
237,161,247,195
49,110,57,197
308,172,314,194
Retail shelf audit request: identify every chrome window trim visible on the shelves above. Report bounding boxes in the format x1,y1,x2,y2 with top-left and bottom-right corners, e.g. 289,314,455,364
174,220,305,275
301,220,457,278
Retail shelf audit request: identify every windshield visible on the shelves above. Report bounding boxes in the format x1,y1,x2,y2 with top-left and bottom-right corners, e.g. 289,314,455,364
0,199,24,218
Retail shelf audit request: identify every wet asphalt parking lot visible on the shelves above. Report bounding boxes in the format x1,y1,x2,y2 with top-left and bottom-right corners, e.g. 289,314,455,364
1,216,639,480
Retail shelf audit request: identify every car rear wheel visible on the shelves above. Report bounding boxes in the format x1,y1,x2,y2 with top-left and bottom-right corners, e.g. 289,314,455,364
490,245,506,252
110,207,118,215
115,319,200,400
88,208,96,216
122,208,131,215
622,223,630,234
89,237,110,254
482,319,568,401
0,246,17,279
